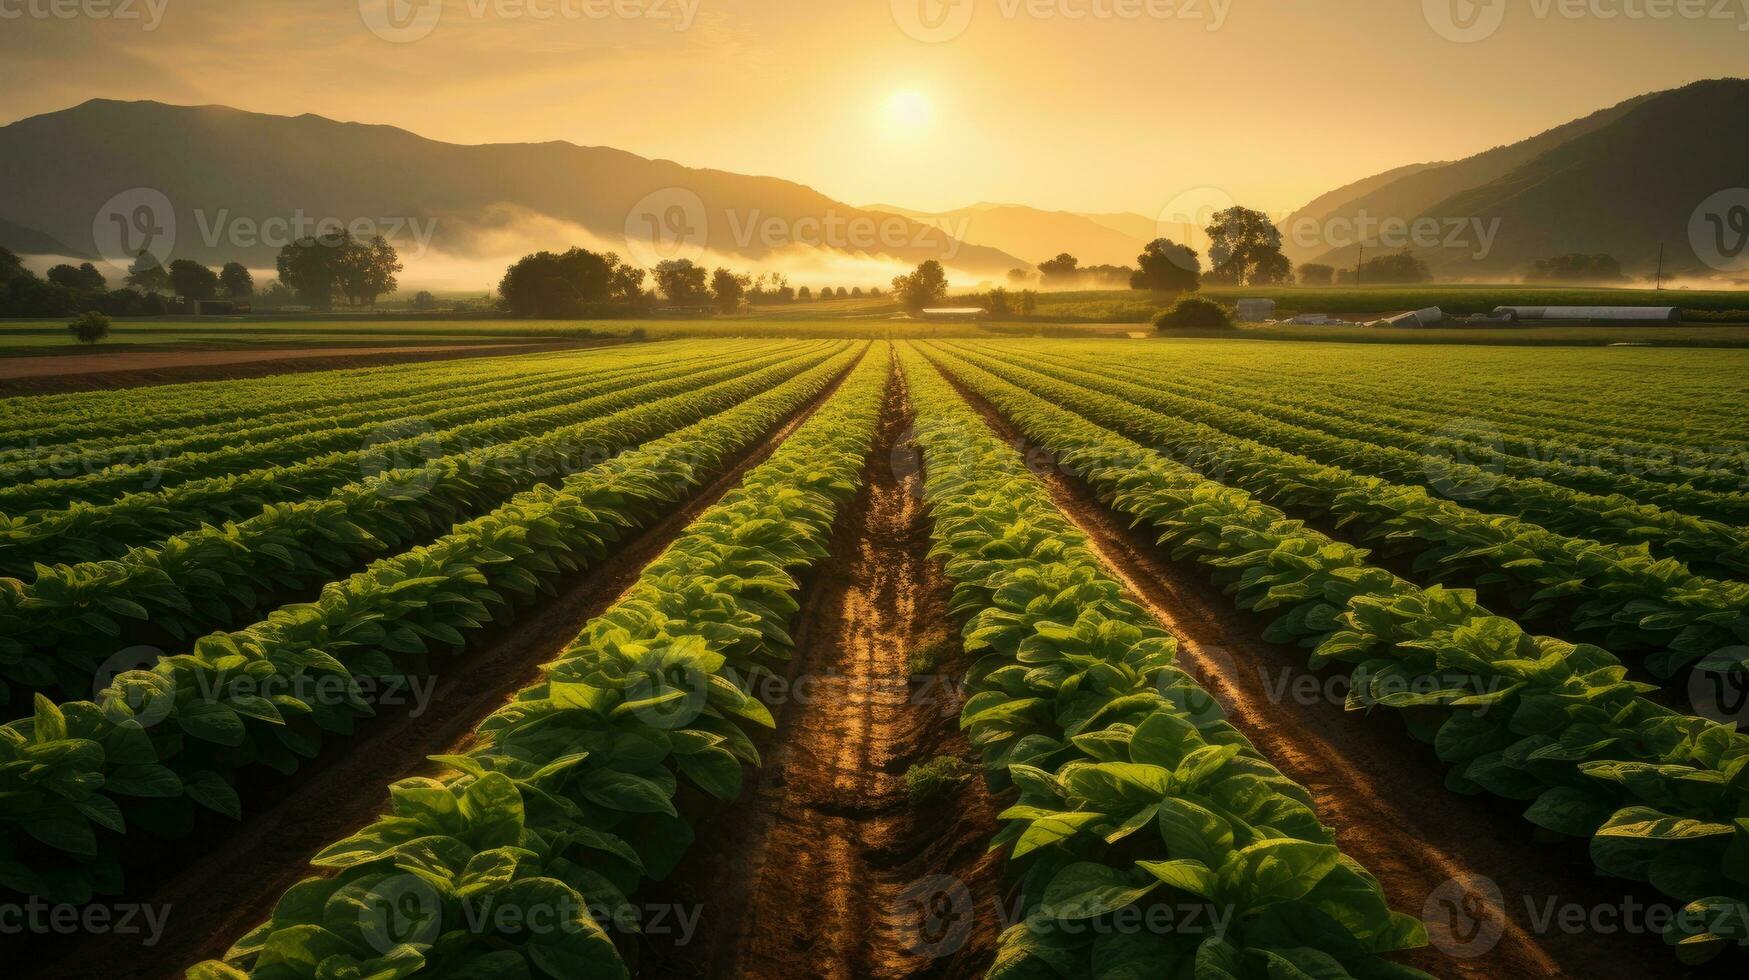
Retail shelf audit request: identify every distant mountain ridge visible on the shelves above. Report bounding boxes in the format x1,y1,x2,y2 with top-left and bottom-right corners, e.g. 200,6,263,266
1280,79,1748,278
863,201,1156,268
0,99,1024,278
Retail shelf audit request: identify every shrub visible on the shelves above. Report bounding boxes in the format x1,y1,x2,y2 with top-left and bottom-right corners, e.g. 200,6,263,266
1153,296,1234,331
904,755,971,804
66,310,112,345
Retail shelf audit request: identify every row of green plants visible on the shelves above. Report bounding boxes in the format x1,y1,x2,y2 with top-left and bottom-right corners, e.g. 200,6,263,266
0,348,846,707
0,345,823,576
0,345,867,905
901,347,1432,979
963,344,1749,579
945,345,1749,684
1144,356,1749,498
927,346,1749,966
0,345,714,492
1118,345,1747,469
184,347,891,980
0,344,810,518
0,347,617,450
1028,346,1749,524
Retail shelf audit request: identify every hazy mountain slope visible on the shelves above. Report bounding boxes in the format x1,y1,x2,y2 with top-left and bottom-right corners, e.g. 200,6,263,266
0,100,1023,275
1075,211,1160,247
1420,78,1749,276
0,216,78,258
1281,89,1659,264
865,201,1149,267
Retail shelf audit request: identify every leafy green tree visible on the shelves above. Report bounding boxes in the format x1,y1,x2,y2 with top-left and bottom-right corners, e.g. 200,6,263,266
168,259,219,303
66,311,111,345
411,290,438,311
48,263,107,292
1037,252,1080,284
710,268,750,313
276,233,349,310
1205,206,1290,285
498,247,645,317
655,259,709,304
1130,239,1201,293
125,250,170,294
0,246,24,285
892,260,949,312
1297,263,1336,286
1529,253,1626,282
219,262,254,298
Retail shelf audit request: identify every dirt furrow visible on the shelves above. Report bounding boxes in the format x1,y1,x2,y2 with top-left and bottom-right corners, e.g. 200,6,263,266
637,356,1005,980
939,366,1689,980
22,358,859,980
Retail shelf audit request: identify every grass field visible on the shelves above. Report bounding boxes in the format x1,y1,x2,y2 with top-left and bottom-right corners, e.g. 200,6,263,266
3,336,1747,979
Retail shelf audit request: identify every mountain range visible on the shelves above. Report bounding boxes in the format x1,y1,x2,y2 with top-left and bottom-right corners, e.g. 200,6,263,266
0,99,1024,281
2,79,1745,285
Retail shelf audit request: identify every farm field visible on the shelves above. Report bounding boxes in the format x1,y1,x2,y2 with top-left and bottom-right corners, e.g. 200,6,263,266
1,336,1747,980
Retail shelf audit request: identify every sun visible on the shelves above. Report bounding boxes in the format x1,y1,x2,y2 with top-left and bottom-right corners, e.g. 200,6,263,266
880,90,934,136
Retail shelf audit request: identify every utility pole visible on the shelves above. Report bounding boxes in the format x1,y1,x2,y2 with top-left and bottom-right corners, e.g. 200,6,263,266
1654,243,1665,291
1355,244,1364,288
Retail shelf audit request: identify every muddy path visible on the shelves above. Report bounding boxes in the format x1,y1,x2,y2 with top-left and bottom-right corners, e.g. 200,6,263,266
22,358,858,980
636,355,1007,980
935,365,1694,980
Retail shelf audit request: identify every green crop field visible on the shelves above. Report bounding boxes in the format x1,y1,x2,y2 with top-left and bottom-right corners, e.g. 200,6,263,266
2,336,1747,978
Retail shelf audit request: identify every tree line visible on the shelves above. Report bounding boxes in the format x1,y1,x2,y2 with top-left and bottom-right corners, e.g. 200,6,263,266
0,231,403,318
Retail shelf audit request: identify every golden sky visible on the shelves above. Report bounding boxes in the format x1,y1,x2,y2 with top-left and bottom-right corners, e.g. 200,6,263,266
1,0,1743,217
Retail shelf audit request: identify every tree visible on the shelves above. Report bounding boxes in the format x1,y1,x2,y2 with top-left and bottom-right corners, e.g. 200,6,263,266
1342,248,1429,285
1297,263,1336,286
1037,253,1080,284
798,286,812,301
277,233,350,311
125,250,170,294
0,246,24,286
891,260,949,313
710,268,750,313
219,262,254,298
1153,297,1233,331
1007,268,1034,285
984,287,1012,316
1528,253,1626,282
1019,290,1038,315
1204,206,1290,285
411,290,438,311
66,311,111,345
836,287,849,299
1130,239,1201,293
851,286,864,298
655,259,709,304
168,259,219,304
341,235,402,306
498,247,645,317
48,263,106,292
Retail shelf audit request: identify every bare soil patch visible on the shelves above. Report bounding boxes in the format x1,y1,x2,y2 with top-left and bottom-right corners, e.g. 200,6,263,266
636,355,1007,980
